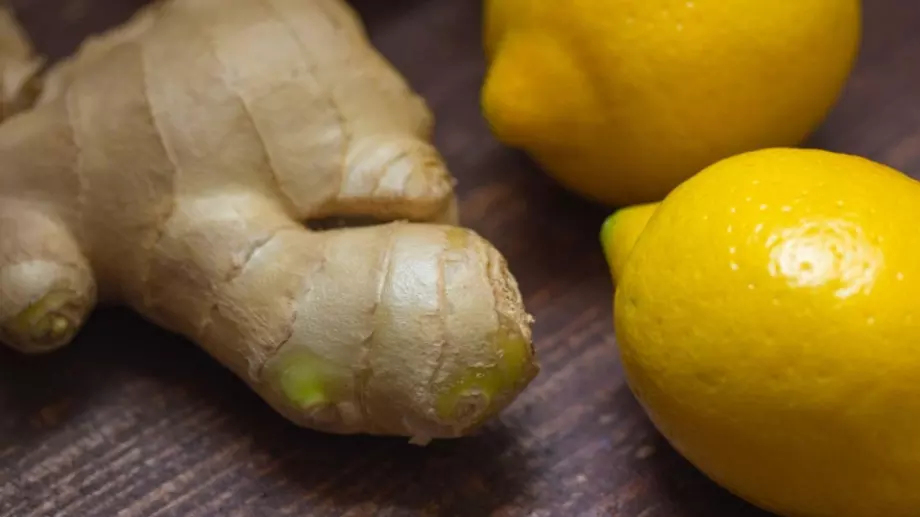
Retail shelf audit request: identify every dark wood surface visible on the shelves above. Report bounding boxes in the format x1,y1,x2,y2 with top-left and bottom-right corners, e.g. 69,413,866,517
1,1,918,516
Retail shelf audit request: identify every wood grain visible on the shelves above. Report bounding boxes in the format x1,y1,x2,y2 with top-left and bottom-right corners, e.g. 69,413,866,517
1,0,918,515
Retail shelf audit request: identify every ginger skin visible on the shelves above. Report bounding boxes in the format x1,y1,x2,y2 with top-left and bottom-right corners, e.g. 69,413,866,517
0,0,537,443
0,4,42,119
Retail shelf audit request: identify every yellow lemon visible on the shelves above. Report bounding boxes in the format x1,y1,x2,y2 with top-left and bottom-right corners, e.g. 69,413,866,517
482,0,862,206
602,148,920,517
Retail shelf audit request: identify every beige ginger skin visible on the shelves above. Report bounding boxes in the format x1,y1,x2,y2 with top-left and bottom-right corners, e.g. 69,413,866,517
0,0,538,444
0,5,41,119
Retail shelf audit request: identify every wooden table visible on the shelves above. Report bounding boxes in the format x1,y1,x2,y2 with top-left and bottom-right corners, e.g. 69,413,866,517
1,1,917,515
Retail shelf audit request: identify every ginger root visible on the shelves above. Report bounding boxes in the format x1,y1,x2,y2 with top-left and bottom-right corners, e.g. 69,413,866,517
0,3,42,119
0,0,537,444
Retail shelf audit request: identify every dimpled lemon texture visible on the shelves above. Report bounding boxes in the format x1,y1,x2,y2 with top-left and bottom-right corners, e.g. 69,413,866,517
482,0,861,206
613,148,920,517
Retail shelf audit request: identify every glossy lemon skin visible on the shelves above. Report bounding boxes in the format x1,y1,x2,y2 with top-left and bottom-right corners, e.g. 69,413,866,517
610,148,920,517
600,203,657,285
482,0,862,206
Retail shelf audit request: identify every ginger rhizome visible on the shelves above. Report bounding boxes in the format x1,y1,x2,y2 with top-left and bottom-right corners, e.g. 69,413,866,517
0,4,41,119
0,0,538,444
